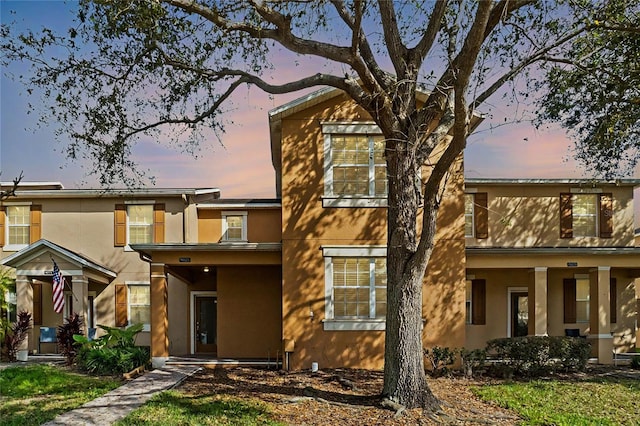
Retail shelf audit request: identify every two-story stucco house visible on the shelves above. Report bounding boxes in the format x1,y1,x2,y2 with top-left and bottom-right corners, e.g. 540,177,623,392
2,88,639,368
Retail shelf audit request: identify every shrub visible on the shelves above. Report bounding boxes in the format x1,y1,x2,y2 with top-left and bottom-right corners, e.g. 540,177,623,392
57,313,83,365
2,311,32,362
460,348,487,378
424,346,456,377
486,336,590,378
75,323,149,375
630,356,640,370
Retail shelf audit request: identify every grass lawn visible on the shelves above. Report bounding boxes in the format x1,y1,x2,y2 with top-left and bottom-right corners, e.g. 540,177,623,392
116,391,283,426
473,377,640,425
0,364,121,426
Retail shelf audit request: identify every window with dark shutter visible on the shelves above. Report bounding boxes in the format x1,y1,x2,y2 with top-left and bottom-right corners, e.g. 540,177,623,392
560,194,573,238
474,193,488,239
115,284,128,327
471,279,486,325
32,282,42,325
30,205,42,243
610,278,617,324
563,278,577,323
600,193,613,238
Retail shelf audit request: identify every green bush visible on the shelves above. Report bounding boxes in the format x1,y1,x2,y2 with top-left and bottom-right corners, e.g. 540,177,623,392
75,323,149,375
460,348,487,378
424,346,456,377
630,355,640,370
486,336,590,378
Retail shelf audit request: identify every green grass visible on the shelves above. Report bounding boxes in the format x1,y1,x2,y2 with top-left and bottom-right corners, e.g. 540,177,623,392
473,378,640,425
116,390,283,426
0,364,121,426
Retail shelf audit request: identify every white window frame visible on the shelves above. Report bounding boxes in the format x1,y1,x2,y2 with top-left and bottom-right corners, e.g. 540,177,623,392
322,122,387,208
464,194,475,238
575,274,590,323
3,202,32,252
126,281,150,331
572,194,598,237
125,200,155,250
221,211,248,242
322,246,387,331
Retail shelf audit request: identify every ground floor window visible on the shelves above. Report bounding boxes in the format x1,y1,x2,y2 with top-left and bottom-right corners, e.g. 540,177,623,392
127,283,150,331
322,246,386,331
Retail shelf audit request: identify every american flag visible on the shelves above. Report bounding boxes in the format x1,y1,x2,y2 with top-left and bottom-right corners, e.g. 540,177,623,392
52,260,65,314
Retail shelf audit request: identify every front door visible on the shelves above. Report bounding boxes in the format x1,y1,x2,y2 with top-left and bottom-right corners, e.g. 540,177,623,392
510,292,528,337
195,296,217,354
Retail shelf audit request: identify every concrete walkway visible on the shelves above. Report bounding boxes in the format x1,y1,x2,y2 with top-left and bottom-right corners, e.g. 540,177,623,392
43,365,202,426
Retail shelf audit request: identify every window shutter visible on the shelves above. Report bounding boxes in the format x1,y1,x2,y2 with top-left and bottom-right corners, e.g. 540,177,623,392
115,284,128,327
114,204,127,247
153,203,165,243
32,282,42,325
560,193,573,238
610,277,617,324
0,206,5,247
474,193,488,239
563,278,577,323
471,279,486,325
599,193,613,238
30,205,42,243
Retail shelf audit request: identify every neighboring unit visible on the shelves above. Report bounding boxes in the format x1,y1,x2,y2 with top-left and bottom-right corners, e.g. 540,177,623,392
2,89,638,368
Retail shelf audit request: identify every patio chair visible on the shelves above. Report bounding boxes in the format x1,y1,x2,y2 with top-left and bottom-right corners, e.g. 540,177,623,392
39,327,58,353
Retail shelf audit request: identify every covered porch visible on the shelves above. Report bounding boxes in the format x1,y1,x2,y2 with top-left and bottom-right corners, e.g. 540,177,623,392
131,243,282,368
1,239,117,354
466,247,640,364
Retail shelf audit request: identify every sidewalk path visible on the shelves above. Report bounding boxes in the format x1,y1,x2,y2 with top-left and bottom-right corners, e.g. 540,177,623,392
43,365,202,425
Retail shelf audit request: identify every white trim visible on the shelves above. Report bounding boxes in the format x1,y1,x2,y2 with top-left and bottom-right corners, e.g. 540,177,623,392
322,197,388,208
3,201,33,206
464,188,478,194
507,286,528,337
570,187,603,194
321,246,387,257
124,200,155,205
221,211,248,242
598,266,611,271
464,194,475,238
3,244,28,252
198,203,281,209
574,273,590,279
127,282,151,332
323,319,385,331
152,356,168,368
534,267,548,272
16,269,83,277
190,291,217,354
320,122,381,134
586,334,614,339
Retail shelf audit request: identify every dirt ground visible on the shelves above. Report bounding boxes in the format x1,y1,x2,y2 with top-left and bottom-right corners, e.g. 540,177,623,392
177,367,521,425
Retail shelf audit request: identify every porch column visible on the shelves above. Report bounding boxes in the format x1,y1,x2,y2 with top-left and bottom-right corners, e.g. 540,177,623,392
589,266,613,364
531,267,548,336
71,277,88,335
635,278,640,350
150,262,169,368
16,276,32,352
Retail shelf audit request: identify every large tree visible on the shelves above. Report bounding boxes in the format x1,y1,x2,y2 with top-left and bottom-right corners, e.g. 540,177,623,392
2,0,638,411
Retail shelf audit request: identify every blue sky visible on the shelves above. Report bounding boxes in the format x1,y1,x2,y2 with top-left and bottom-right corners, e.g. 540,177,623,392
1,1,597,197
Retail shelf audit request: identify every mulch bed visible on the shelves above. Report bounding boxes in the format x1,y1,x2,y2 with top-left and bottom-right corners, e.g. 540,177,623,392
177,367,520,425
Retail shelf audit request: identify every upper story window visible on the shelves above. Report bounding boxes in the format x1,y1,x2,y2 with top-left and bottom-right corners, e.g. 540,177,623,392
114,202,165,247
222,211,247,242
128,205,153,244
560,192,612,238
464,192,488,239
0,204,41,251
322,123,387,208
322,246,387,331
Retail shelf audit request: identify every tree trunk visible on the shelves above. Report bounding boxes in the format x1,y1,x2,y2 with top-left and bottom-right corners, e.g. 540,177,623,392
382,129,440,411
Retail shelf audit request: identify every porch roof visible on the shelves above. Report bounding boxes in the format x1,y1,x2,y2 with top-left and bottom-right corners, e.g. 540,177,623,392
466,246,640,256
130,242,282,262
0,239,117,279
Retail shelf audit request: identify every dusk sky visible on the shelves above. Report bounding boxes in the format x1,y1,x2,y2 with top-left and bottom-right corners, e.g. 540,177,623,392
0,1,606,198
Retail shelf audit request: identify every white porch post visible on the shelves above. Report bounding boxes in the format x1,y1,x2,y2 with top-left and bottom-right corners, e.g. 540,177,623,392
16,276,32,352
589,266,613,364
71,276,89,336
531,267,548,336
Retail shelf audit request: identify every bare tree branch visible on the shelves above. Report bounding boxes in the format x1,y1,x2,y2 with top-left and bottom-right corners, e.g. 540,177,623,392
409,0,449,67
0,171,24,201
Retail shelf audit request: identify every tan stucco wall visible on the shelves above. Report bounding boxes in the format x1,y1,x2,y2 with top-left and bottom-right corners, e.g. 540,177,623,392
465,267,637,351
280,94,466,369
217,265,282,358
198,208,282,243
465,184,635,248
